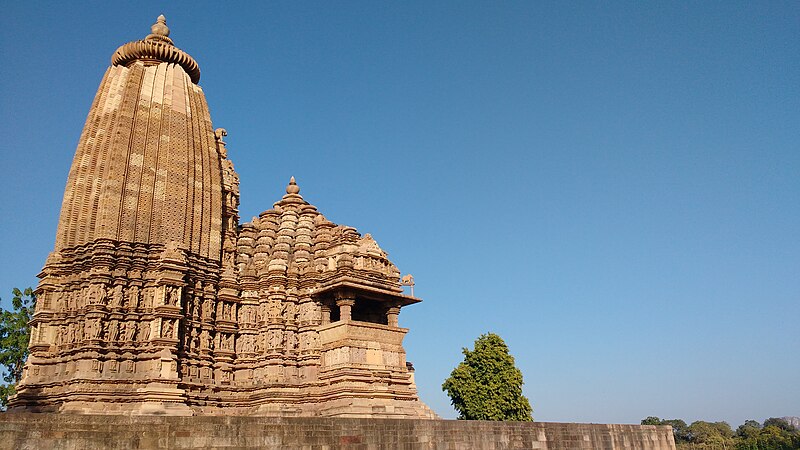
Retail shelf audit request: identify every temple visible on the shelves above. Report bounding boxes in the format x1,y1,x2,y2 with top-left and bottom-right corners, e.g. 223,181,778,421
11,16,435,418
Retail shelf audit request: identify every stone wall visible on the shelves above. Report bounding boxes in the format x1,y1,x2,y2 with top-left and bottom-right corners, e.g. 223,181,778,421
0,414,675,450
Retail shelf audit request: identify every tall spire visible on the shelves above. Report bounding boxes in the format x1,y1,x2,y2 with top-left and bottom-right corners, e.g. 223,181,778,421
12,15,226,414
55,15,218,255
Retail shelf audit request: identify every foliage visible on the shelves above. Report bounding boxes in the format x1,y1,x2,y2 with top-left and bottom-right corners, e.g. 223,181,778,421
737,420,762,439
688,421,734,447
642,417,691,442
763,418,794,433
0,287,36,409
442,332,532,421
639,417,664,426
642,416,800,450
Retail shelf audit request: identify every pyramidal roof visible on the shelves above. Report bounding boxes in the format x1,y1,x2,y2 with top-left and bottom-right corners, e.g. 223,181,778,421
237,177,405,295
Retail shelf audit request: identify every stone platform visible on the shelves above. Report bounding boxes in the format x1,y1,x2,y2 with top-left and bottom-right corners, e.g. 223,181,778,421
0,413,675,450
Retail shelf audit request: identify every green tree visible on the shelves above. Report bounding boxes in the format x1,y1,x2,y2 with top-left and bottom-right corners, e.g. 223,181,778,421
640,417,690,443
0,287,36,409
642,416,663,426
763,418,794,433
736,420,761,439
442,332,532,421
748,424,800,450
688,420,734,446
664,419,690,443
643,417,800,450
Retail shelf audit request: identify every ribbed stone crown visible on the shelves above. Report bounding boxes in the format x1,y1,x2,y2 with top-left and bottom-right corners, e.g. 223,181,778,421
111,15,201,83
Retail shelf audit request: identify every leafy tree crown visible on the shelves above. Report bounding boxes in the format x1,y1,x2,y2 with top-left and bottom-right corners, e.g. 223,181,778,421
0,287,36,409
642,416,800,449
442,332,532,421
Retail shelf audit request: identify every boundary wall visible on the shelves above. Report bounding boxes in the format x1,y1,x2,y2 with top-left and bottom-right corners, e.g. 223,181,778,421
0,414,676,450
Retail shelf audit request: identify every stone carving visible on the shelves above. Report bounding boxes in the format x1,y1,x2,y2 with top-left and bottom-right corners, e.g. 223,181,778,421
201,330,213,350
286,332,298,352
142,288,154,309
299,333,310,351
267,330,283,349
283,302,296,322
268,300,281,319
85,318,103,340
87,284,106,306
123,321,136,342
162,241,186,261
166,286,181,307
202,298,213,320
110,285,124,308
162,320,174,340
217,333,233,351
108,320,119,341
217,130,240,197
54,326,63,347
139,321,150,342
299,302,318,323
126,286,139,309
190,295,200,318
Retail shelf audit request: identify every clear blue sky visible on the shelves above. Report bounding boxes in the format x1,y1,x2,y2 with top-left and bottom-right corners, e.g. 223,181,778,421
1,2,798,426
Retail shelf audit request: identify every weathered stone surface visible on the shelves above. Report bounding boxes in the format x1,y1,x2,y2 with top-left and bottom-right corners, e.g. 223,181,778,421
10,16,432,418
0,414,676,450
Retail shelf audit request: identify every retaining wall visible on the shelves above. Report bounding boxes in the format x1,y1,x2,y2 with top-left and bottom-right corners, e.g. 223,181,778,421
0,413,676,450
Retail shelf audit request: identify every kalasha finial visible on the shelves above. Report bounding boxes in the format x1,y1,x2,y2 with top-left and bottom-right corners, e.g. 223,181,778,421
151,14,170,37
286,176,300,195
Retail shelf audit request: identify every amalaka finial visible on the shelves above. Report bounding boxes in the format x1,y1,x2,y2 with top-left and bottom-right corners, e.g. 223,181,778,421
286,176,300,195
113,16,199,82
150,14,170,37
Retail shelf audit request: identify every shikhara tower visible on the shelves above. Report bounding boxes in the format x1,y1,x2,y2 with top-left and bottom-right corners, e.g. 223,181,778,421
11,16,434,418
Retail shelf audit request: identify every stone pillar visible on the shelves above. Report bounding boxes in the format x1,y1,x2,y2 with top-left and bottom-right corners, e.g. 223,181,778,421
386,306,400,327
335,291,356,322
321,304,331,324
337,300,355,322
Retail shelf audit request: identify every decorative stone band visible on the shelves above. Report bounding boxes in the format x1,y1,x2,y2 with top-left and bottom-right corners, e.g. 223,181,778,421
111,39,200,83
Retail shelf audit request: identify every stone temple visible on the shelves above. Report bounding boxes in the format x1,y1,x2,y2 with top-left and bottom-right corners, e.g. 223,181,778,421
11,16,435,418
